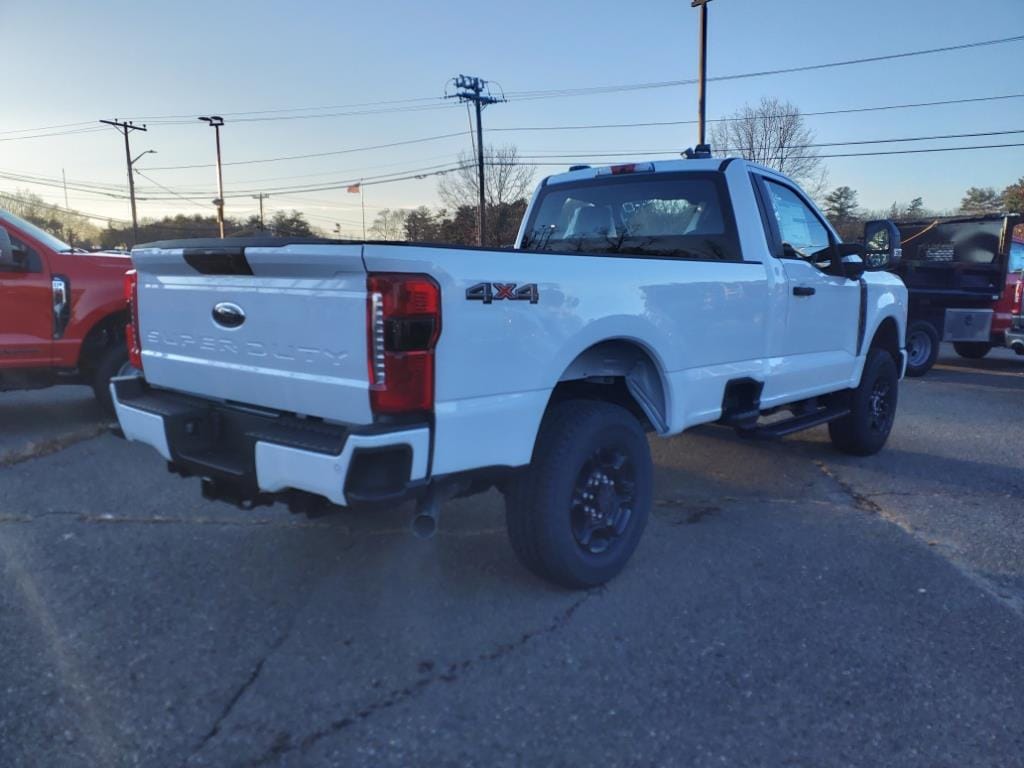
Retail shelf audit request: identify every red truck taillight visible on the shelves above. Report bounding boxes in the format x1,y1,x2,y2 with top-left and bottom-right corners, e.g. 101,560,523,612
367,274,441,415
124,269,143,370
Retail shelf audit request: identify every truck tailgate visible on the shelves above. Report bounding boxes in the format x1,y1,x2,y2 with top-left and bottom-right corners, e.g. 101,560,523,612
131,243,371,424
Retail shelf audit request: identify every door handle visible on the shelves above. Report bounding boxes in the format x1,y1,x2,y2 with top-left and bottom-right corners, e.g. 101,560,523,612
793,286,816,297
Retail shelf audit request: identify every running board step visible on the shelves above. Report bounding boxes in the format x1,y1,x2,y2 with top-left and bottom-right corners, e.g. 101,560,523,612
736,407,850,439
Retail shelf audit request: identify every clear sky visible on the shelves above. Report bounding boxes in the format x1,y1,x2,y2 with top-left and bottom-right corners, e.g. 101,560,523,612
2,0,1022,235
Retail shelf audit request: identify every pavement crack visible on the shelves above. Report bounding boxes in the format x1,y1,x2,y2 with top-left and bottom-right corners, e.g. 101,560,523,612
185,629,291,765
814,460,883,514
245,588,604,766
0,424,109,468
814,460,1024,621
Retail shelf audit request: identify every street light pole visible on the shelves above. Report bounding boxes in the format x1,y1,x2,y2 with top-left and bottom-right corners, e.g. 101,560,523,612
199,116,226,238
692,0,713,149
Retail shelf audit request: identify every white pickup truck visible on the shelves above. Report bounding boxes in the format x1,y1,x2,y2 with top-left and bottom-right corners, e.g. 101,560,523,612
111,157,907,588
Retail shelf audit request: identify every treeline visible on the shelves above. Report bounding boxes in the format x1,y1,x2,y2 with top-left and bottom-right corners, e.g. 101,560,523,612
99,210,314,249
368,201,528,247
822,177,1024,241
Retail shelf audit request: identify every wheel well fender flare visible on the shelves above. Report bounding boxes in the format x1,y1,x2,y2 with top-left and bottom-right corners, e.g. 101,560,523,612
867,314,902,365
548,338,670,434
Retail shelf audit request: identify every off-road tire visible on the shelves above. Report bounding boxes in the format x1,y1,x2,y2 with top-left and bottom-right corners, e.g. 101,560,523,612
828,349,899,456
504,399,652,589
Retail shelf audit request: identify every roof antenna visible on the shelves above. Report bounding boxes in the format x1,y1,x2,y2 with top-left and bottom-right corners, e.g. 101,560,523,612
683,145,713,159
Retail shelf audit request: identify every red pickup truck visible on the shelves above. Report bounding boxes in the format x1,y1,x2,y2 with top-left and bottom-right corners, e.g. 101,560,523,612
0,209,131,413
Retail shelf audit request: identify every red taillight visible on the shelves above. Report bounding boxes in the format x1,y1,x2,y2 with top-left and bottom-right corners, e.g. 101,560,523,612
124,269,143,370
366,273,440,415
1014,279,1023,314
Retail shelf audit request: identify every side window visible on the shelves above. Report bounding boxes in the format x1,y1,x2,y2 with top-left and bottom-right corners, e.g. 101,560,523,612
763,180,831,263
1009,242,1024,273
9,234,42,273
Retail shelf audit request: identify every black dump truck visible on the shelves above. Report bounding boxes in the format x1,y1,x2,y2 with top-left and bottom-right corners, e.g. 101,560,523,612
888,214,1021,376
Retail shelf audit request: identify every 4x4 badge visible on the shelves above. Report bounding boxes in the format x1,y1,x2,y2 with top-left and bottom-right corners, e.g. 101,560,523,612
466,282,539,304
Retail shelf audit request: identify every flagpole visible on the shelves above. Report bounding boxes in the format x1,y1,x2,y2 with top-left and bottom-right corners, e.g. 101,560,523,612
360,180,366,240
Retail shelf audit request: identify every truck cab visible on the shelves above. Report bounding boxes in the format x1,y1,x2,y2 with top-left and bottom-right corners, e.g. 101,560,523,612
0,209,131,413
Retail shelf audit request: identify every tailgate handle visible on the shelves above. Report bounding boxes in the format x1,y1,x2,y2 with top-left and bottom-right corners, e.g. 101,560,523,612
793,286,816,297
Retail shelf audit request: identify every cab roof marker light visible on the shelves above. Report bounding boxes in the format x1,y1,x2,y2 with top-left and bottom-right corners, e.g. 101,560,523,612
597,162,656,176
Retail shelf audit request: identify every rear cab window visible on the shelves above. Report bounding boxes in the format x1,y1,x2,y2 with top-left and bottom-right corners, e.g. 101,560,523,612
520,172,742,261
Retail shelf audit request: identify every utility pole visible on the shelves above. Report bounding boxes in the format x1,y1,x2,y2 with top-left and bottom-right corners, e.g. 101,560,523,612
445,75,505,246
251,193,269,231
100,119,148,245
62,169,69,210
199,116,226,237
692,0,713,150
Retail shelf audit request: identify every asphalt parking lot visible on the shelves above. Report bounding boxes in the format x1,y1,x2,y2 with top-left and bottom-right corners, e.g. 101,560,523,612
2,346,1022,768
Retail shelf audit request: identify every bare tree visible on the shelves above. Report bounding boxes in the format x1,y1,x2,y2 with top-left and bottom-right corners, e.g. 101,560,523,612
368,208,410,240
437,145,535,211
710,98,826,195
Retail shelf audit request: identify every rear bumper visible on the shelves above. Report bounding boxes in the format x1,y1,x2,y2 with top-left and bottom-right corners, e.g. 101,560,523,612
110,377,430,507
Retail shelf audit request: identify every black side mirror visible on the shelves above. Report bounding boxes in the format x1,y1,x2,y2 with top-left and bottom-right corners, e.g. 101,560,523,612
863,220,902,270
0,227,16,268
834,242,867,280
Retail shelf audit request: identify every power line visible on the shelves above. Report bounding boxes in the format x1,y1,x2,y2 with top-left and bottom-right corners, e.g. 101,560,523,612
504,142,1024,167
506,34,1024,101
512,128,1024,158
0,126,107,143
0,191,131,224
139,132,467,171
122,92,1024,179
0,120,100,136
126,95,445,122
491,93,1024,133
132,170,209,208
139,102,460,127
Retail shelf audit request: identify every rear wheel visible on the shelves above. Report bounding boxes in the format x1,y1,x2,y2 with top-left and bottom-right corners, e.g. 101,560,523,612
952,341,991,359
905,320,939,377
504,400,652,589
828,349,899,456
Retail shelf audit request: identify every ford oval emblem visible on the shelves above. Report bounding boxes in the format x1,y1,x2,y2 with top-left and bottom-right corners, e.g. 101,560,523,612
212,302,245,329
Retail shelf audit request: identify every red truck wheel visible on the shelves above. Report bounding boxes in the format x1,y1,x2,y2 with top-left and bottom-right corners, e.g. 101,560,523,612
952,341,991,360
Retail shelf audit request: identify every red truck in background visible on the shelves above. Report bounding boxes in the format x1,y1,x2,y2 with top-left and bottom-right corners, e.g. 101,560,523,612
997,233,1024,356
0,208,131,414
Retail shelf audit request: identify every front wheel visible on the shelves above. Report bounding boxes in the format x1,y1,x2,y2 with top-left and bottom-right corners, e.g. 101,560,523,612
952,341,991,360
828,349,899,456
905,320,939,377
91,344,134,417
504,400,652,589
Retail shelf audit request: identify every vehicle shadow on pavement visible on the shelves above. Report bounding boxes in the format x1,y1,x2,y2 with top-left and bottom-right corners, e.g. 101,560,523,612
925,365,1024,392
935,355,1024,374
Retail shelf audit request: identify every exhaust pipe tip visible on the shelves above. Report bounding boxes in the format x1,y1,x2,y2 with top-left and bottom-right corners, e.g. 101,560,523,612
411,513,437,539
